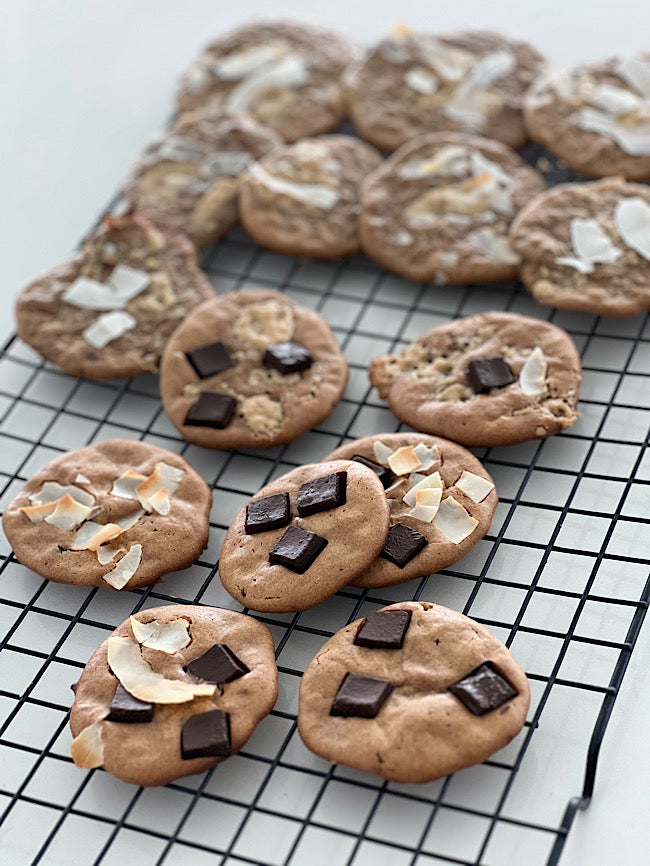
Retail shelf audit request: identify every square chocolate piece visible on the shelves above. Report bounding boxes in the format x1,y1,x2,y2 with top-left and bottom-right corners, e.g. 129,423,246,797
263,342,313,374
466,357,515,393
297,471,347,516
379,523,427,568
185,644,249,684
184,392,237,429
448,663,517,716
245,493,291,534
269,525,328,573
330,672,393,718
355,610,412,650
105,684,153,724
352,455,395,489
181,709,231,760
185,340,235,379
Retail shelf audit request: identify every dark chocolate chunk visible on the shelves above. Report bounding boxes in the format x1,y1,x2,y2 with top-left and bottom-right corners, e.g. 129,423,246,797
245,493,291,534
184,392,237,429
352,455,395,489
105,684,154,724
355,610,412,650
269,525,328,573
448,662,517,716
263,342,313,374
297,471,347,516
181,709,231,760
185,644,249,684
330,672,393,718
185,340,235,379
379,523,427,568
466,357,515,393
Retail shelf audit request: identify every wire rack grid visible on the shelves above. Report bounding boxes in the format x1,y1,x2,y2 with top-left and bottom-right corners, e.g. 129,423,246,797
0,143,649,866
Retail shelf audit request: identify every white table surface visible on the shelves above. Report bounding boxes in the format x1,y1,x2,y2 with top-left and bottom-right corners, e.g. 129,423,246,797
2,3,650,864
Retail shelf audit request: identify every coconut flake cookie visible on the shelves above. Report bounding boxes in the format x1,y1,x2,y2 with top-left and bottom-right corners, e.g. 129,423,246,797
2,440,212,590
524,55,650,180
359,132,545,284
15,215,214,380
510,176,650,317
324,433,497,589
345,27,545,153
219,460,390,612
122,110,281,248
159,289,348,450
176,21,359,142
369,312,582,447
239,135,382,259
298,601,530,783
69,605,277,786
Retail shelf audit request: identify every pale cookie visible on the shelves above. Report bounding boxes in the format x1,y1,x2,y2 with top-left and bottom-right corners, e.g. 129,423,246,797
69,605,277,786
219,460,390,612
359,132,545,284
176,21,360,142
345,27,545,152
324,433,497,589
122,110,281,248
239,135,382,259
510,176,650,317
524,54,650,180
15,215,214,379
369,312,582,447
298,601,530,783
2,440,212,590
159,289,348,450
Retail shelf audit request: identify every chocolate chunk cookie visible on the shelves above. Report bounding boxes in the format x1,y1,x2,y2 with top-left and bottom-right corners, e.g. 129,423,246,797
15,215,214,379
324,433,497,588
510,176,650,317
239,135,382,259
359,132,545,284
122,110,281,248
2,440,211,590
524,54,650,180
219,460,390,612
176,21,360,142
159,289,348,450
369,312,582,447
298,601,530,783
69,605,277,786
345,27,545,152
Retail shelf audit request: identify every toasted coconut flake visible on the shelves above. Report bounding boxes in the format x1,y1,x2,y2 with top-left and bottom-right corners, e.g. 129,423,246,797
70,722,104,769
106,636,216,703
387,445,422,476
135,462,184,511
412,442,439,471
71,521,123,551
148,489,170,515
372,441,393,465
96,546,125,565
75,473,92,485
103,544,142,590
29,482,95,508
408,487,443,522
44,495,95,531
19,501,57,524
455,470,495,503
519,347,547,396
433,496,479,543
130,616,191,653
403,471,444,507
111,469,148,500
115,509,145,531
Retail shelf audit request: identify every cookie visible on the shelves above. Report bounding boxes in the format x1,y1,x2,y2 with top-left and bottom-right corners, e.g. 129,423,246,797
218,460,390,612
524,54,650,180
345,27,545,152
69,605,277,786
122,110,281,248
15,215,214,380
359,132,545,284
298,601,530,783
239,135,382,259
369,312,582,447
2,440,212,590
510,176,650,317
324,433,497,588
176,21,359,142
159,289,348,450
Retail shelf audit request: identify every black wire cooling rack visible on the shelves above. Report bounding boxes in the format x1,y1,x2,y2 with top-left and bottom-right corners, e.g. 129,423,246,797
1,143,649,866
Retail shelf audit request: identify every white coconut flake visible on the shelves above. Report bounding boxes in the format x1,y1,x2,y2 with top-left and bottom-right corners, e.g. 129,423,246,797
200,151,254,178
518,347,547,396
470,228,520,264
96,546,124,565
106,635,216,703
407,472,427,489
130,616,191,654
398,145,469,179
439,251,460,267
43,495,94,531
62,277,125,311
102,544,142,590
579,107,650,156
389,229,414,246
616,57,650,99
387,445,423,476
111,469,148,500
455,470,495,503
148,489,170,515
82,312,137,349
443,50,515,124
589,84,641,116
433,495,479,543
226,55,309,114
403,471,443,507
213,43,286,80
115,509,145,531
71,521,122,551
556,217,622,274
405,66,439,94
373,441,393,465
75,473,92,485
408,486,443,522
614,197,650,260
248,162,339,210
412,442,439,471
105,265,150,303
29,482,95,508
70,722,104,769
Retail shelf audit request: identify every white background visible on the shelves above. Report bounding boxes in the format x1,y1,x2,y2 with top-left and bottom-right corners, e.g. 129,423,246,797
2,2,650,864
